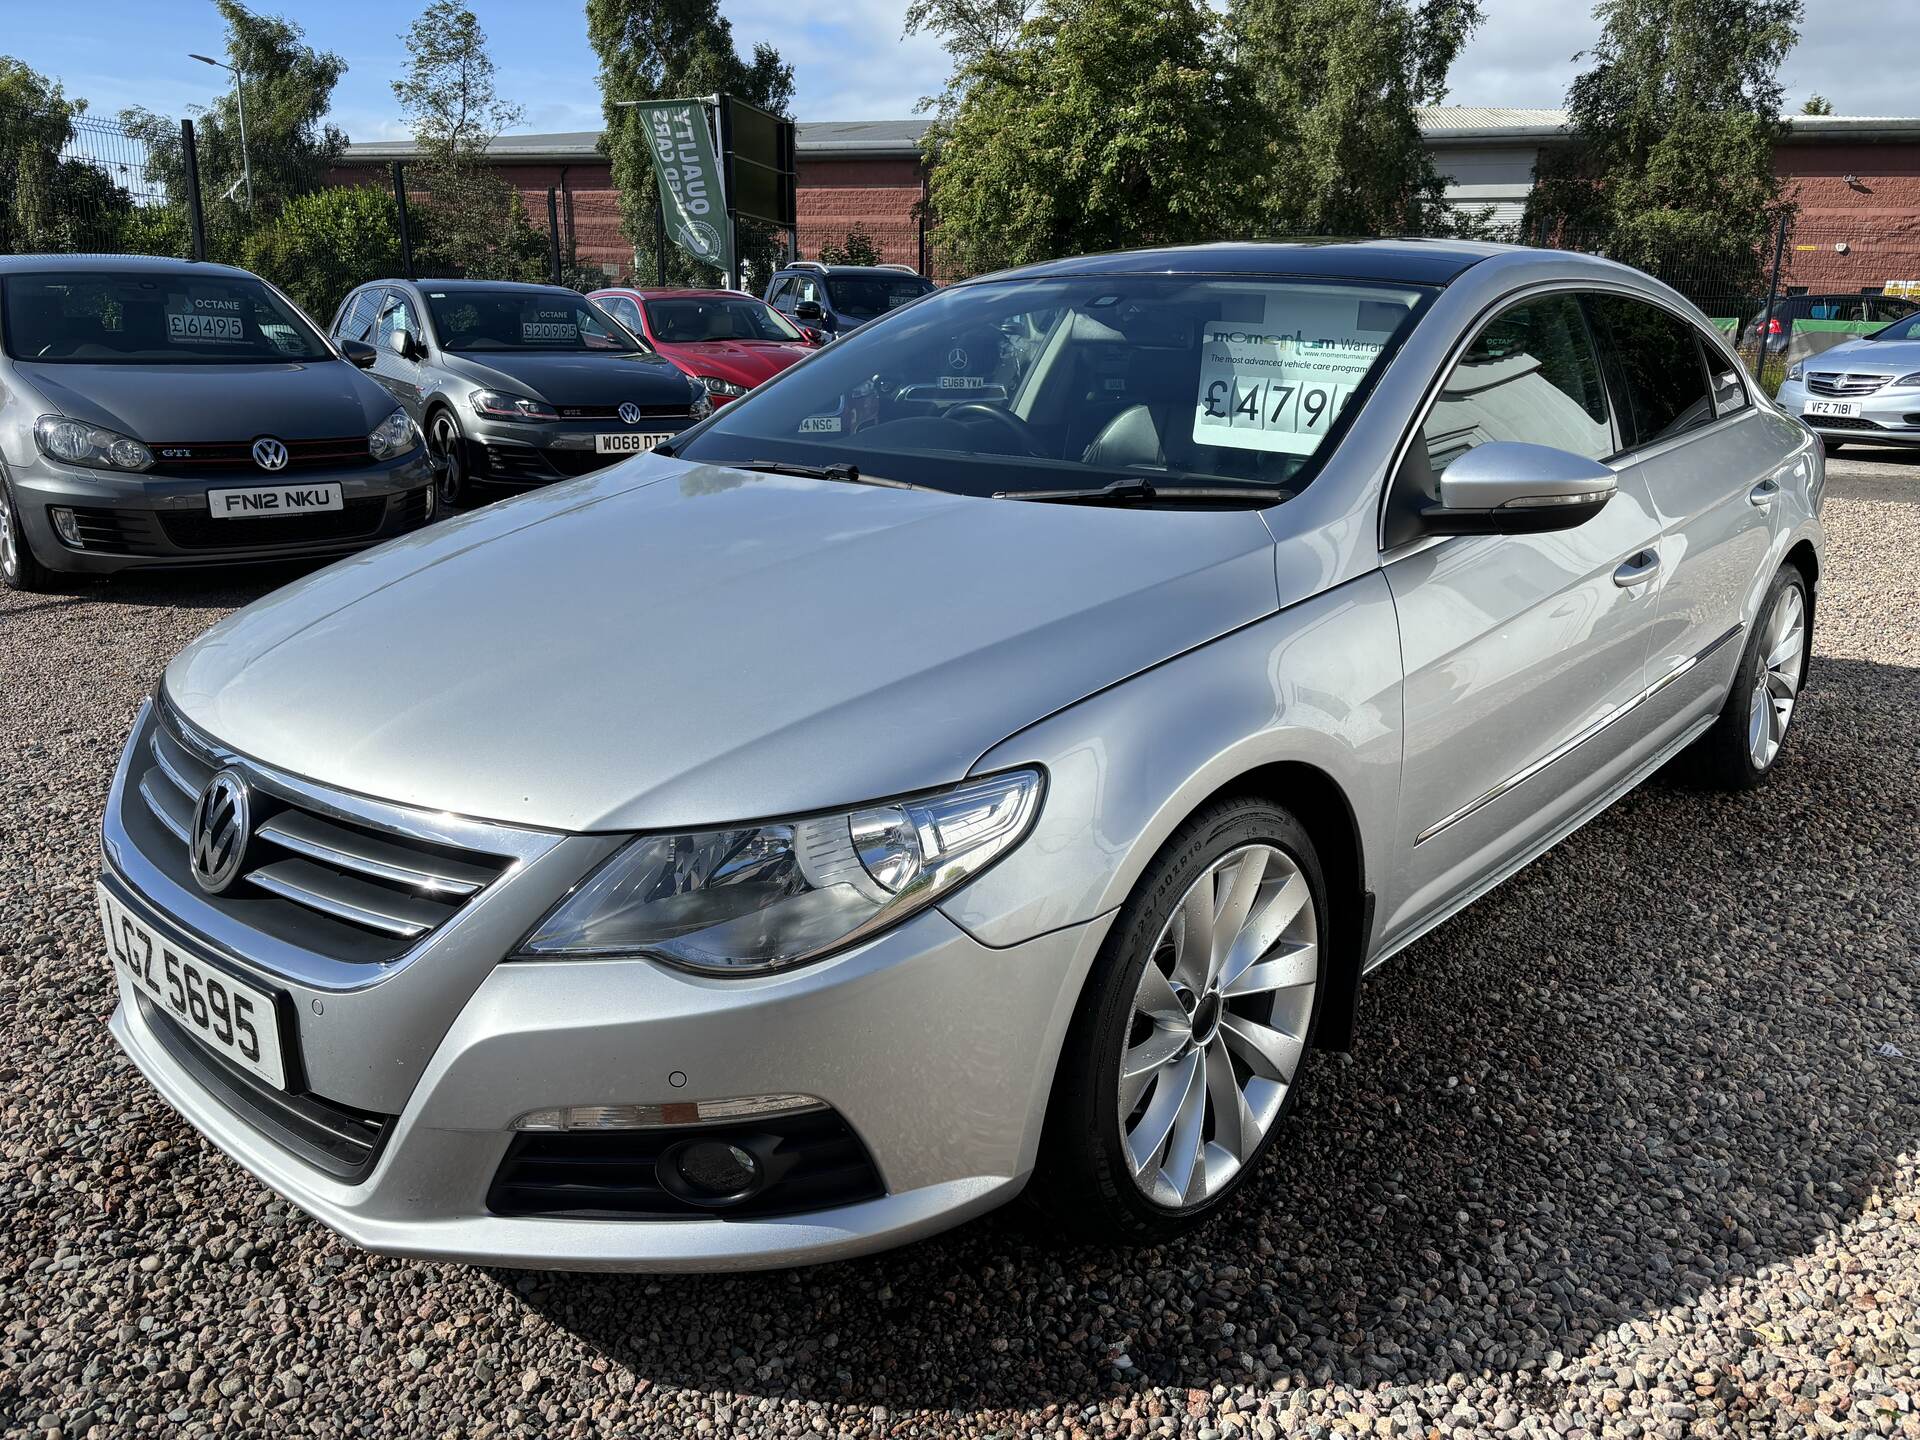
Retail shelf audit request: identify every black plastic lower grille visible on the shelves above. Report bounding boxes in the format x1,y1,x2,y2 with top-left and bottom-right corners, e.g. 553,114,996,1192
135,990,393,1181
1810,415,1886,432
487,1108,885,1220
476,444,626,483
158,496,389,549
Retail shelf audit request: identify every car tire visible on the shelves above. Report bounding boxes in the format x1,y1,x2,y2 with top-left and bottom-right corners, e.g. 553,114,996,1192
429,410,468,512
1682,564,1811,791
1025,796,1328,1246
0,476,60,594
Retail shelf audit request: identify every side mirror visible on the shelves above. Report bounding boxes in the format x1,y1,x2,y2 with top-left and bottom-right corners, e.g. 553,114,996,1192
1423,441,1617,535
793,300,824,322
386,329,421,361
800,326,825,346
340,338,378,369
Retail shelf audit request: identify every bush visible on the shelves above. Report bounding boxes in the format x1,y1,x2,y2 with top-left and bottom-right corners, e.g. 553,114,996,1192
241,184,403,321
818,225,882,268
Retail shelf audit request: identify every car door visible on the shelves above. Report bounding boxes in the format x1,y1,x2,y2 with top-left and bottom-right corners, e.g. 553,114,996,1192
1378,289,1667,951
370,288,427,413
1587,292,1788,714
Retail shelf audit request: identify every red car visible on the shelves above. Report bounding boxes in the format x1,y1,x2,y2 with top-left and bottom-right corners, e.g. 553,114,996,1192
588,288,821,404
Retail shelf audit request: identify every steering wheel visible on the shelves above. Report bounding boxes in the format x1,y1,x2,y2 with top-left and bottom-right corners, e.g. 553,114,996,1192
945,401,1042,456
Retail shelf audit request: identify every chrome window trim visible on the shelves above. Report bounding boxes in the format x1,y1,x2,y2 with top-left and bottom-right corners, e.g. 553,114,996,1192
1376,277,1753,551
1412,623,1743,846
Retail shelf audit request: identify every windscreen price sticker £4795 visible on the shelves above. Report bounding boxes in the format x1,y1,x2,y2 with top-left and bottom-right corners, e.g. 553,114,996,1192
1193,327,1383,457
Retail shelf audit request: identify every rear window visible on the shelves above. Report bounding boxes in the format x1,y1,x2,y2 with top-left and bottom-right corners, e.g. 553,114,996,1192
824,274,935,321
2,271,331,364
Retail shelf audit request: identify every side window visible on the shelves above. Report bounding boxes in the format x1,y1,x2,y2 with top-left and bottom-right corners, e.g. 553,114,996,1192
767,277,795,310
796,278,821,307
608,296,643,333
376,292,421,350
1585,294,1714,449
336,289,378,342
1419,292,1613,473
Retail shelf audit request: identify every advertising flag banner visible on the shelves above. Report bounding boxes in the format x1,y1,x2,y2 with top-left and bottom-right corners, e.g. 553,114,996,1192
633,99,732,276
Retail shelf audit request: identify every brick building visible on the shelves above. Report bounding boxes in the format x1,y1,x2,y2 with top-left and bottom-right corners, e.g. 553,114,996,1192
340,109,1920,292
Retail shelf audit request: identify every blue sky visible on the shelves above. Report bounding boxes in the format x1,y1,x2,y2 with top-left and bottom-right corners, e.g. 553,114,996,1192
5,1,1911,147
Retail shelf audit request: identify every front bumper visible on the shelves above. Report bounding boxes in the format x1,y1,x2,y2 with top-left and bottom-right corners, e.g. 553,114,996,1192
465,414,695,489
1775,379,1920,446
9,448,435,575
101,853,1109,1270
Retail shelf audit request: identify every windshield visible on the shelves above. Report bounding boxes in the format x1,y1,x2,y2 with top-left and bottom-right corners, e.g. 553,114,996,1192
646,296,803,343
826,274,935,321
674,274,1435,500
423,289,640,353
2,271,332,364
1870,311,1920,342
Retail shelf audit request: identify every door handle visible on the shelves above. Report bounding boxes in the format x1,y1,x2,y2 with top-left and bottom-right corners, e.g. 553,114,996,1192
1613,550,1661,588
1749,478,1781,508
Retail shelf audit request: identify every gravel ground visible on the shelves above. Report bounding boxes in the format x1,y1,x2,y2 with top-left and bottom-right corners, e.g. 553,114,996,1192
3,456,1917,1439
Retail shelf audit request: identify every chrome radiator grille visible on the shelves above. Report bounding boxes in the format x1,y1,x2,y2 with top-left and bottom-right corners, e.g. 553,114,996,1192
1806,372,1888,397
132,700,515,958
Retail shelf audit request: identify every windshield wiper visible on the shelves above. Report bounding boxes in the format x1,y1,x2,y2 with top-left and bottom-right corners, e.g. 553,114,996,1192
996,476,1289,505
721,459,944,494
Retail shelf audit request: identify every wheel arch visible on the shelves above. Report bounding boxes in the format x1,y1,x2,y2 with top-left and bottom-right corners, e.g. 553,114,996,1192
1193,760,1370,1051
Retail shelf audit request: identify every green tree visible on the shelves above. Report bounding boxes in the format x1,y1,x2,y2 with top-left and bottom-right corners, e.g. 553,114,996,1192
0,58,134,253
1527,0,1802,293
586,0,794,287
242,184,403,319
1800,93,1832,115
817,224,883,267
121,2,346,261
922,0,1260,277
1227,0,1483,236
394,1,538,279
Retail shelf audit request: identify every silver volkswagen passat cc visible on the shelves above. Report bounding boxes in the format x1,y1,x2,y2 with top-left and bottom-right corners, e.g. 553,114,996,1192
99,241,1823,1270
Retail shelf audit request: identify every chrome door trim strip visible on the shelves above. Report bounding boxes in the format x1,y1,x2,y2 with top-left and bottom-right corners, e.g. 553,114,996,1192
1413,623,1743,847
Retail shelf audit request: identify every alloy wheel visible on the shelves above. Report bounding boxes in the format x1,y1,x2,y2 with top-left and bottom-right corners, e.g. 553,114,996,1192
431,414,465,510
0,486,17,582
1117,843,1318,1209
1747,586,1805,770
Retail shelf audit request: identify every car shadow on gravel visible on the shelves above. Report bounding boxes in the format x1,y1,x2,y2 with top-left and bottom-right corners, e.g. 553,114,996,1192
13,564,321,613
512,653,1918,1414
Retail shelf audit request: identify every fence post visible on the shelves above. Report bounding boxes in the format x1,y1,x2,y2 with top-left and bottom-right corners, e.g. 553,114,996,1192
392,163,415,280
654,193,666,287
179,118,207,262
1761,212,1790,351
546,187,563,285
562,189,578,271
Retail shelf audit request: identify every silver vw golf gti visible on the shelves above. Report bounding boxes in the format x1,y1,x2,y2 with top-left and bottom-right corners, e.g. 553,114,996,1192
100,241,1823,1270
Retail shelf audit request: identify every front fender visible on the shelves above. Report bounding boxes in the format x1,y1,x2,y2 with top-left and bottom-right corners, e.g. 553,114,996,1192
940,571,1403,951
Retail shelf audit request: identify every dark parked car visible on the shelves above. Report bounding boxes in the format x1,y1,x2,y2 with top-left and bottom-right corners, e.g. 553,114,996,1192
1738,291,1920,353
329,279,708,510
764,261,934,339
0,255,434,594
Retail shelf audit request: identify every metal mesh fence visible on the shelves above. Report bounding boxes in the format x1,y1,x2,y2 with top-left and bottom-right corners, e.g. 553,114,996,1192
0,115,188,259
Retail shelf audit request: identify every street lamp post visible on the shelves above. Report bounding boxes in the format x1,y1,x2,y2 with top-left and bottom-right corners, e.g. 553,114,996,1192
188,52,252,209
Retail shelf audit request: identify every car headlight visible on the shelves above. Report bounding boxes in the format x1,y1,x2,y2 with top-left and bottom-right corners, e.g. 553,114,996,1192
698,374,748,397
515,769,1044,975
686,377,714,420
34,415,153,472
1893,371,1920,388
368,408,417,460
470,389,559,422
1785,362,1804,382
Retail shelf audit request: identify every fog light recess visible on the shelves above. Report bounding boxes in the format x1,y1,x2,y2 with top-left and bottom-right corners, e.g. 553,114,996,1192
49,507,82,548
660,1139,762,1207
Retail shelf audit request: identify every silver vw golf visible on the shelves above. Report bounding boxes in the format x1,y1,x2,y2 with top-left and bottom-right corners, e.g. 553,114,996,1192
99,241,1823,1270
